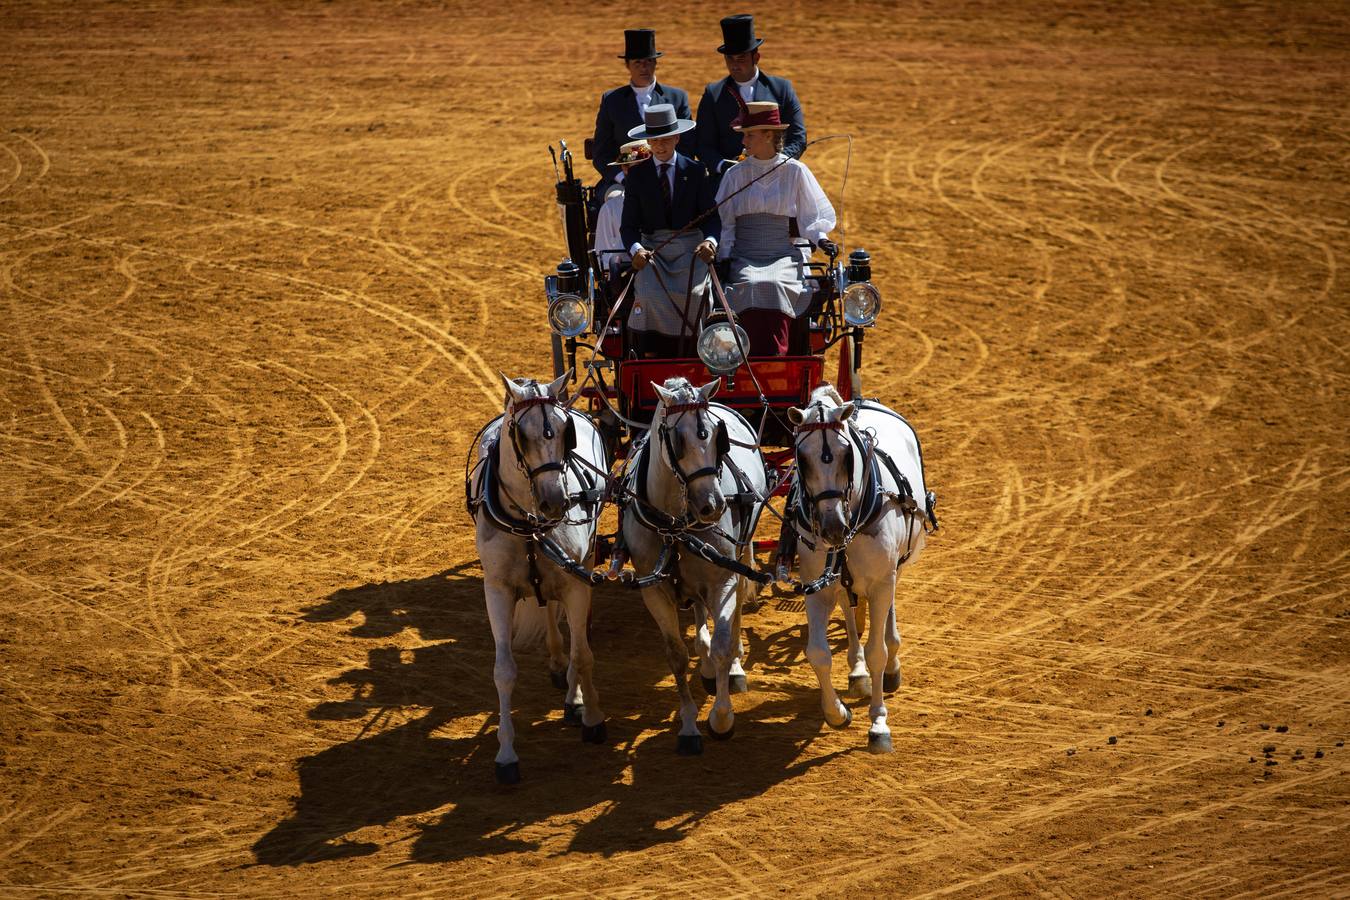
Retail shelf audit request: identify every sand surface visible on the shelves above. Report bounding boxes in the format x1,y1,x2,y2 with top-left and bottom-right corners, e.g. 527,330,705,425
1,1,1347,896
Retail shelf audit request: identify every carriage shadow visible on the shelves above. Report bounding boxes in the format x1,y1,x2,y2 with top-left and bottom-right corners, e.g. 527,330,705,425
253,565,852,866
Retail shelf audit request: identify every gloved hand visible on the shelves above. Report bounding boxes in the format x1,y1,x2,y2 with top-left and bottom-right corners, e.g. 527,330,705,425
632,248,653,271
695,240,717,263
816,238,838,257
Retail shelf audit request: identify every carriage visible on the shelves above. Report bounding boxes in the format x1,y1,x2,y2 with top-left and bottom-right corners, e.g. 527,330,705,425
541,139,885,478
466,138,928,782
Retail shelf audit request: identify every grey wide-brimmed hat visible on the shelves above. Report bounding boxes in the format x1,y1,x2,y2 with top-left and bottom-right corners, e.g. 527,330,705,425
626,103,696,140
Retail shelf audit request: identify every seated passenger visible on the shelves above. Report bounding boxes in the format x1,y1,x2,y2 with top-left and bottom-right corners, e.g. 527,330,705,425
715,101,837,357
594,140,651,277
621,104,720,359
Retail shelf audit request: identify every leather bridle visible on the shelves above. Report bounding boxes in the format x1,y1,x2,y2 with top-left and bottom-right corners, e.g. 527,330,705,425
504,392,576,519
657,398,731,502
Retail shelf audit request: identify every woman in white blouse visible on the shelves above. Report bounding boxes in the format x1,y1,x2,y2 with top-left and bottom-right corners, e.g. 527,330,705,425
714,101,837,356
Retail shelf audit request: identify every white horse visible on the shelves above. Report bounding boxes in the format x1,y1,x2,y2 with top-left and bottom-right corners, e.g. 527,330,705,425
621,377,768,754
469,371,609,783
786,384,935,753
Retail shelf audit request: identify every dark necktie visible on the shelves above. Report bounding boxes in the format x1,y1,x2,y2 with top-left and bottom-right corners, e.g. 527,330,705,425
658,163,672,227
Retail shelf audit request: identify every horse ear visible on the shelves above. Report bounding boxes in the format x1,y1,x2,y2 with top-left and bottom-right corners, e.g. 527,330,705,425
787,407,806,426
652,381,676,406
835,402,856,422
546,368,573,401
500,372,531,405
698,377,722,400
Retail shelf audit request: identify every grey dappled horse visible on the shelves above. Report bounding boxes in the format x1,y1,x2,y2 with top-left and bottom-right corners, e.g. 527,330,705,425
469,371,609,783
787,384,935,753
621,377,768,754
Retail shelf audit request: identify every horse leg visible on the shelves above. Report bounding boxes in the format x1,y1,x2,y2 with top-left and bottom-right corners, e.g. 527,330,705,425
545,601,569,691
842,593,870,700
727,581,749,694
865,580,897,754
562,581,605,743
643,586,703,755
484,583,521,783
705,586,738,739
805,587,851,729
883,602,903,693
694,600,716,694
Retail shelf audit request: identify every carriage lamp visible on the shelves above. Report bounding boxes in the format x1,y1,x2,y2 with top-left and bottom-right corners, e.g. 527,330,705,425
842,282,882,327
842,249,882,327
546,258,591,337
697,320,750,376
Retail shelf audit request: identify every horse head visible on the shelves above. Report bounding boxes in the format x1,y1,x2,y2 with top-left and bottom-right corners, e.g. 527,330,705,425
500,369,576,522
788,387,859,548
651,376,729,526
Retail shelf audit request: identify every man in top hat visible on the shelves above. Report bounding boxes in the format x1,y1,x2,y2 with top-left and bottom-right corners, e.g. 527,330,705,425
620,104,720,358
695,14,807,180
592,29,695,198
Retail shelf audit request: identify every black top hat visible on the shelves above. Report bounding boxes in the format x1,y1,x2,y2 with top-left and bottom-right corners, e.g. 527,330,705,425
717,14,763,54
626,103,696,140
619,28,662,60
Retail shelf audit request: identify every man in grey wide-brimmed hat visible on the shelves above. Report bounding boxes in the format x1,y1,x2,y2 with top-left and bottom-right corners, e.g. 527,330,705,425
620,104,720,358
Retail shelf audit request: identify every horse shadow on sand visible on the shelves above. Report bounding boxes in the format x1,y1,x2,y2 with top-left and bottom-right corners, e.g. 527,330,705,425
252,564,853,865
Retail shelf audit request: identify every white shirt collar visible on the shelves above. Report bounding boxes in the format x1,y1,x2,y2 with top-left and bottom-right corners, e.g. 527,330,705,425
735,68,760,88
632,80,656,97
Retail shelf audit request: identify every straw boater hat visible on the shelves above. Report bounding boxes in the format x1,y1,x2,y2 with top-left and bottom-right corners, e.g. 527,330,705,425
627,103,696,140
732,101,790,132
608,140,651,167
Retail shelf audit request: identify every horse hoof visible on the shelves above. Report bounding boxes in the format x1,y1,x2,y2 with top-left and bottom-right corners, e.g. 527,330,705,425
847,674,872,698
728,674,748,694
701,675,717,695
549,669,569,691
562,703,583,727
867,732,893,754
495,761,521,785
707,719,735,741
581,720,607,744
677,734,703,756
828,706,853,730
883,670,902,693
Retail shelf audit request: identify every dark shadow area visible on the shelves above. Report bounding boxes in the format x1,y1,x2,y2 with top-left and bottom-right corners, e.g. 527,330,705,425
254,565,854,866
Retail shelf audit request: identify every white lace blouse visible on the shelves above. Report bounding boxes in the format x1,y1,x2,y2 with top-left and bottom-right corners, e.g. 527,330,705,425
714,154,836,260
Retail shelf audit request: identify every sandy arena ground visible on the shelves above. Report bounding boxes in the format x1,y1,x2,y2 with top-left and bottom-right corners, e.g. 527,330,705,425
2,1,1347,896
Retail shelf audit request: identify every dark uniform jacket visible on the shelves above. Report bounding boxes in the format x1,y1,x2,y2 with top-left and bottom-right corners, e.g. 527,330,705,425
619,152,720,249
592,82,695,187
695,71,806,175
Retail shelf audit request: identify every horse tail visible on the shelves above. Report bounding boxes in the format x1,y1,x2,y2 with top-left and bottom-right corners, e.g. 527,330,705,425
511,598,565,650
